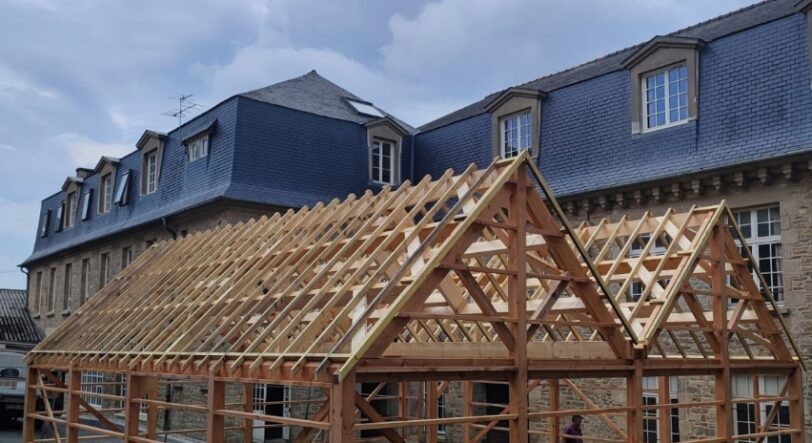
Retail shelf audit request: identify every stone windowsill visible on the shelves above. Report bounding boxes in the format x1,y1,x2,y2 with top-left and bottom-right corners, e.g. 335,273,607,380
46,311,55,317
61,309,71,316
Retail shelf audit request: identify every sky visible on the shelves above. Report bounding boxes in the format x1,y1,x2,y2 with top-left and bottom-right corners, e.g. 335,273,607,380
0,0,757,289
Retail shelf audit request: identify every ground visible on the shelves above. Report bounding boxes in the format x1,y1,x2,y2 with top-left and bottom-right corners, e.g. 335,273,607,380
0,417,117,443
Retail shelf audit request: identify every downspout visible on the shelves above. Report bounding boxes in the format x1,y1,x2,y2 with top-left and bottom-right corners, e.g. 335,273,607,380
410,132,416,183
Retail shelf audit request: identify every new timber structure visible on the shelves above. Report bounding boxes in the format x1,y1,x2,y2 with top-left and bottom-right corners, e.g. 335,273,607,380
23,153,805,442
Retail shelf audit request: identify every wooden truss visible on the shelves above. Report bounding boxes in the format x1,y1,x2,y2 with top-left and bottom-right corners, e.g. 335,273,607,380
24,153,804,442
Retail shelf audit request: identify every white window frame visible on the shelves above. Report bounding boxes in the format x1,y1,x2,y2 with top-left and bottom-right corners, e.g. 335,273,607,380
65,191,76,228
82,371,104,408
252,384,291,441
100,174,113,214
732,375,790,443
47,267,56,313
731,206,783,302
642,64,689,132
187,135,209,162
63,262,72,312
121,246,133,269
100,252,110,288
500,110,532,159
145,150,158,194
80,258,91,304
371,138,397,185
642,377,680,443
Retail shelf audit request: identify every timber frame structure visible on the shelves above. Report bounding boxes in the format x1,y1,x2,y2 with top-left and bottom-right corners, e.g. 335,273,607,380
24,153,805,442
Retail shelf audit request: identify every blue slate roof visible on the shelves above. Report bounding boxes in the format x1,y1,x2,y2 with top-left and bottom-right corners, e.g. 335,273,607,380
414,0,812,199
24,72,410,265
419,0,800,132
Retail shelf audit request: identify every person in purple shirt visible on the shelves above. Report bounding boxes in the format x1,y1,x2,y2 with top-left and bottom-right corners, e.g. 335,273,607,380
563,415,583,442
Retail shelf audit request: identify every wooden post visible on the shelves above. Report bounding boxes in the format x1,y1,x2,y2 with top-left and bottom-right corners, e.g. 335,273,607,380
463,381,473,442
508,171,529,443
243,383,255,443
22,367,38,443
549,379,560,443
399,382,408,440
789,367,805,443
146,377,159,440
206,374,226,443
125,374,144,440
65,370,81,443
627,361,644,443
427,381,438,442
711,223,732,441
330,371,356,443
658,376,672,443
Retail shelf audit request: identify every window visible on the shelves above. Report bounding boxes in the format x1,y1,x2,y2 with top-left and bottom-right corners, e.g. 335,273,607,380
80,258,91,304
55,203,64,232
371,139,396,184
437,392,447,436
732,206,783,301
628,234,667,301
644,65,688,130
187,136,208,162
39,210,50,237
99,173,113,214
100,253,110,288
65,191,77,228
47,268,56,313
81,371,104,408
81,190,92,220
63,263,72,312
347,98,384,118
500,111,532,158
114,170,130,206
732,375,789,443
145,150,158,192
253,384,292,440
34,271,42,313
642,377,680,443
121,246,133,269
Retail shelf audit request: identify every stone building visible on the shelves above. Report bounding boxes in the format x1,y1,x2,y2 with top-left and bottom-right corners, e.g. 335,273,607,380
20,0,812,440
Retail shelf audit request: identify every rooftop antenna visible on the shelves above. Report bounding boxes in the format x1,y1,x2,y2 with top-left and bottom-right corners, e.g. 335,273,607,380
163,94,204,137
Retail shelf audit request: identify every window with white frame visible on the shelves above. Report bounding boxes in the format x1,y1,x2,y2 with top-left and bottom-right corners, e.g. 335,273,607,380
80,258,90,304
62,262,72,311
438,392,447,436
65,191,77,228
34,271,42,314
628,234,667,301
371,139,397,185
187,135,208,162
732,375,790,443
99,173,113,213
47,268,56,313
500,110,532,158
82,371,104,408
644,65,688,130
145,150,158,193
732,206,783,302
642,377,680,443
253,384,291,440
100,252,110,288
121,246,133,269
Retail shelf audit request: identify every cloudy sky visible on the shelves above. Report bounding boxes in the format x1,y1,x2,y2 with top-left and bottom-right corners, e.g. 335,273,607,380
0,0,755,288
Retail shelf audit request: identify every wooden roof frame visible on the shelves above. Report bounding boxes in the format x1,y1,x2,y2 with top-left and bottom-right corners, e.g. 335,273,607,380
24,153,805,442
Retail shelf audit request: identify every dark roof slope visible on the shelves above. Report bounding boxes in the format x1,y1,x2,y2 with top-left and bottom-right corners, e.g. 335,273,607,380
419,0,798,132
240,70,414,131
0,289,43,345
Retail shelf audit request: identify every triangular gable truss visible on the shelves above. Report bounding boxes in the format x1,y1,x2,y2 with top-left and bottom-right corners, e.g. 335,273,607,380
29,153,802,381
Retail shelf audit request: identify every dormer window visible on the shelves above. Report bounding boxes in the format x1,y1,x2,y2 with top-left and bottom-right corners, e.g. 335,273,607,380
40,210,50,237
145,150,158,193
99,173,113,214
371,139,396,185
187,135,208,162
114,170,131,206
500,110,532,158
643,65,688,130
65,191,77,228
485,88,543,159
622,36,704,134
81,190,92,221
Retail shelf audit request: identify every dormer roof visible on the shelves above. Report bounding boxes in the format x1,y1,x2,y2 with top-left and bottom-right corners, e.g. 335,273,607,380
136,130,167,150
484,88,545,113
621,36,706,69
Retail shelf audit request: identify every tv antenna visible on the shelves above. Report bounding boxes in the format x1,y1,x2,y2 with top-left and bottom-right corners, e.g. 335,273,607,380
163,94,204,130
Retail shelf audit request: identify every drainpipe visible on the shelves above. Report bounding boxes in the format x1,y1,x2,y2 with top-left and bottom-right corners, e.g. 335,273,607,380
160,217,176,437
410,133,416,182
161,217,177,240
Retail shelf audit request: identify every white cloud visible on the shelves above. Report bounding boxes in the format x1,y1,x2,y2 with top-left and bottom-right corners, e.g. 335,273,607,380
55,133,132,168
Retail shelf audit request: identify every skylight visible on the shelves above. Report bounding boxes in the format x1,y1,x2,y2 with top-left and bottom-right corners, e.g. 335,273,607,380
347,98,384,118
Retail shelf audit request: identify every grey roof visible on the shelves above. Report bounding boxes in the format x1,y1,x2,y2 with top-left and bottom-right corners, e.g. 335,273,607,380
240,70,414,131
419,0,798,132
0,289,43,345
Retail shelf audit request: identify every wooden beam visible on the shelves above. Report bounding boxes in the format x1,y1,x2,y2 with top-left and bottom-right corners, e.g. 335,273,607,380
206,374,225,443
354,392,404,443
330,371,356,443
